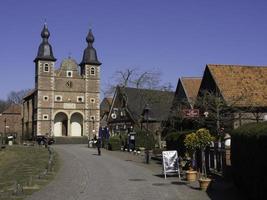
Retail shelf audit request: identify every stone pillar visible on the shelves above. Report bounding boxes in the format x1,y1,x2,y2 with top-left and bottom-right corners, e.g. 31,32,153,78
68,119,71,136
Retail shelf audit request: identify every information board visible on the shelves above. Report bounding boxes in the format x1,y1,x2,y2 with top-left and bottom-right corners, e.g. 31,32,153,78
162,150,181,179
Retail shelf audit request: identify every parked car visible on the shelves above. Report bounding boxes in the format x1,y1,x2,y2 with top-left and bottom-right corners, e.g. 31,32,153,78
36,135,55,145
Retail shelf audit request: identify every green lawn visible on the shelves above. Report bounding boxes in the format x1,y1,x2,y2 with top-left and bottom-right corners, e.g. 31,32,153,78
0,145,60,199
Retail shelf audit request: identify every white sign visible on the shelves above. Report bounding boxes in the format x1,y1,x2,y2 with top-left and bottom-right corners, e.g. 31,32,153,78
63,103,76,109
162,150,180,179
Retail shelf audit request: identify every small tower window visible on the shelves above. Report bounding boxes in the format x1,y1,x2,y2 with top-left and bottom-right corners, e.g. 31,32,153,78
77,96,84,103
55,95,62,102
44,63,49,72
90,98,95,103
90,67,95,75
90,115,96,121
43,114,49,120
66,71,73,77
43,96,49,101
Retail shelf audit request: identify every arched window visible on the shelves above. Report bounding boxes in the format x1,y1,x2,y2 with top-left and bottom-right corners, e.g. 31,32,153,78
90,67,95,75
44,63,49,72
66,71,73,77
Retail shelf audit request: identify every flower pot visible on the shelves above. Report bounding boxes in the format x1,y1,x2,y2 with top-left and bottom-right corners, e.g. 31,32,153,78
186,170,197,182
198,178,211,191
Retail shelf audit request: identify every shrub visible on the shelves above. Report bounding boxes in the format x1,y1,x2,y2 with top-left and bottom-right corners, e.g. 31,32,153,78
231,122,267,200
135,130,155,150
165,130,193,157
108,136,121,151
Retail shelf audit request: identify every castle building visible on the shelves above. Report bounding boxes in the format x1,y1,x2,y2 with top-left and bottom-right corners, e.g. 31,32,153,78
22,24,101,141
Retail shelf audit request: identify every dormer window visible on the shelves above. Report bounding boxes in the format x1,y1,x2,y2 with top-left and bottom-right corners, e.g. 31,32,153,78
44,63,49,72
90,67,95,75
67,71,73,77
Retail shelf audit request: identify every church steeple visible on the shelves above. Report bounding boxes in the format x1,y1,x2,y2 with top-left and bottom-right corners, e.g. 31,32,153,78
34,23,56,62
80,29,101,66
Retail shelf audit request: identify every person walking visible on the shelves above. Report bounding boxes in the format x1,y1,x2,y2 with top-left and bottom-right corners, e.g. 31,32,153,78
96,137,102,156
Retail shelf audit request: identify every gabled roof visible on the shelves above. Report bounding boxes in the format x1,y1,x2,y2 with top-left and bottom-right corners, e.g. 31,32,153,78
206,64,267,107
100,97,113,113
118,87,174,122
23,89,36,101
2,104,21,115
105,97,113,105
180,77,202,106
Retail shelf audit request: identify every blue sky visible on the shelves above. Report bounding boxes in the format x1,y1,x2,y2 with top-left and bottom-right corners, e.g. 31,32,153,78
0,0,267,99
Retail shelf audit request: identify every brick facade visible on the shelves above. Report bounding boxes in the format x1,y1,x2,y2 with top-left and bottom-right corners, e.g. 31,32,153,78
22,26,101,141
0,104,22,142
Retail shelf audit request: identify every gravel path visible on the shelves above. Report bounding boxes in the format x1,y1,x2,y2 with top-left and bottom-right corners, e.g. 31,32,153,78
26,145,210,200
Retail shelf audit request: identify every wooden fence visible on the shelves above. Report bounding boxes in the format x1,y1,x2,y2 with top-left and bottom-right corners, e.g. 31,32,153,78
205,142,231,176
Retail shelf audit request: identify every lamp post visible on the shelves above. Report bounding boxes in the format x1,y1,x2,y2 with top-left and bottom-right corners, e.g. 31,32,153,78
4,118,7,145
143,104,150,164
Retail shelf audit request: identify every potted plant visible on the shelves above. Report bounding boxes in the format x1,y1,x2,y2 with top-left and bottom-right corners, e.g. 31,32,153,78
195,128,215,191
184,132,198,182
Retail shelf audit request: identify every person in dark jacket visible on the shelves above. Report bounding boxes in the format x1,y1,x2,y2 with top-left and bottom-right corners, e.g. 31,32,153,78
96,137,102,155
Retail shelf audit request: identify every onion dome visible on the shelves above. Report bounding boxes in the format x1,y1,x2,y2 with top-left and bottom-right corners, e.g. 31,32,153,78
80,29,101,66
34,23,56,62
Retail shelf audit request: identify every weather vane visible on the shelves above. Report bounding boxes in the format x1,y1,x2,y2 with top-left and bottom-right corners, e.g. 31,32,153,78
68,51,72,59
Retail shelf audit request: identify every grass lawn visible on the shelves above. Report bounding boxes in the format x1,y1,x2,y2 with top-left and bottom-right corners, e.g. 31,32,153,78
0,145,60,200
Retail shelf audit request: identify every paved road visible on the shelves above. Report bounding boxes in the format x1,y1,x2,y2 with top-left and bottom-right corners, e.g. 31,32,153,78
27,145,209,200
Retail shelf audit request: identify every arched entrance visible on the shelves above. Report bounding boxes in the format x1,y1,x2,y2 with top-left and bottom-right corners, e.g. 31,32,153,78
70,113,83,136
54,112,68,136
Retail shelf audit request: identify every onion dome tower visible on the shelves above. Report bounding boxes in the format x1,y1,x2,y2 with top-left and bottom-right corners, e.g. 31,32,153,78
34,23,56,62
80,29,101,66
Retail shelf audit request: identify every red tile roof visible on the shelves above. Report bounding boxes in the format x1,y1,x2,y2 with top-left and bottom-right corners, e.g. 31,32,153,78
181,77,202,105
207,64,267,107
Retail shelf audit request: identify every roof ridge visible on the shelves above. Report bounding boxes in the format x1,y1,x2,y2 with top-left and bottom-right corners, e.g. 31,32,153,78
122,86,174,93
181,77,202,79
207,64,267,68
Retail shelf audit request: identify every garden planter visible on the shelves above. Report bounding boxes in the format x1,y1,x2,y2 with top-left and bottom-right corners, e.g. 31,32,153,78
186,170,197,182
198,178,211,191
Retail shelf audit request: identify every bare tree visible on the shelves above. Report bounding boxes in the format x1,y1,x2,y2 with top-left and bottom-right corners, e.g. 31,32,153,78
103,68,173,97
7,89,31,104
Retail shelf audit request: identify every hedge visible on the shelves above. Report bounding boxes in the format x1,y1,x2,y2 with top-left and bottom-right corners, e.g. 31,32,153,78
108,136,121,151
135,130,155,150
231,122,267,200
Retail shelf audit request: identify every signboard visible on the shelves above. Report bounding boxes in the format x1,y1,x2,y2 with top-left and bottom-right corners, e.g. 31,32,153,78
63,103,76,109
162,150,180,179
182,109,199,118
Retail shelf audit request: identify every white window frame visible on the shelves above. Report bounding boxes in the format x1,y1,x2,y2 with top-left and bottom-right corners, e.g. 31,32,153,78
90,67,95,76
43,96,49,101
44,63,49,72
55,95,63,102
43,114,49,120
66,70,73,77
77,96,84,103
